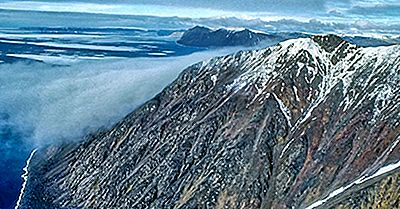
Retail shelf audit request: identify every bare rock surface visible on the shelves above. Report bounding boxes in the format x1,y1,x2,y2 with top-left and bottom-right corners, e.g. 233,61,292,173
19,35,400,209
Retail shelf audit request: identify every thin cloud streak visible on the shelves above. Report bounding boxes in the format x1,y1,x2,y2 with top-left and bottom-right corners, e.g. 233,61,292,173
0,0,398,24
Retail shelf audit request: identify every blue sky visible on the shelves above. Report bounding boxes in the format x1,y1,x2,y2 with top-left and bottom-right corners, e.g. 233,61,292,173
0,0,399,35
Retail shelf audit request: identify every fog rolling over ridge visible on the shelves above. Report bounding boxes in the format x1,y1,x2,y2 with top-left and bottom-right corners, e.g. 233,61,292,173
1,50,226,208
0,49,236,147
0,25,259,208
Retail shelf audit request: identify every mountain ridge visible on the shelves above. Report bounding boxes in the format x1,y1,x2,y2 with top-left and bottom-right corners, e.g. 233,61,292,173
177,26,304,48
19,35,400,209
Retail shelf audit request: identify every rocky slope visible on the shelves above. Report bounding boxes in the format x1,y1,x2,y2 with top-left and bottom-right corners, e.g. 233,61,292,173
18,35,400,209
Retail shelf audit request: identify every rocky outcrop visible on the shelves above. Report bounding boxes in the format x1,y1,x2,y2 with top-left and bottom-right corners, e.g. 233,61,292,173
19,35,400,209
328,172,400,209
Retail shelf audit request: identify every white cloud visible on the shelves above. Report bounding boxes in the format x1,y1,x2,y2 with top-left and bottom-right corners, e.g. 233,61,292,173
0,0,329,14
0,1,246,18
0,1,398,36
0,48,237,146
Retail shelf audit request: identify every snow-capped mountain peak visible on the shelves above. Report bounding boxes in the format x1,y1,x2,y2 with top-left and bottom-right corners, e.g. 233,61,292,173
18,36,400,209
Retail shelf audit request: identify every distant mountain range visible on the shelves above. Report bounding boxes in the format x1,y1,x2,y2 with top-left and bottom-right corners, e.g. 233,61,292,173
178,26,400,48
177,26,306,47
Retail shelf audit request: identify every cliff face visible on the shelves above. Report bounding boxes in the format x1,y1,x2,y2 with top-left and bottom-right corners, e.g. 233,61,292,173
19,35,400,209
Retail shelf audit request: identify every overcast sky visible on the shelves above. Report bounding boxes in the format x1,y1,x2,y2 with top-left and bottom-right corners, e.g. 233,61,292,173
0,0,398,21
0,0,398,34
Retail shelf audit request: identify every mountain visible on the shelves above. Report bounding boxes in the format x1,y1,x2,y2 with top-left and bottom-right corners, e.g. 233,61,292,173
177,26,400,48
18,35,400,209
177,26,300,47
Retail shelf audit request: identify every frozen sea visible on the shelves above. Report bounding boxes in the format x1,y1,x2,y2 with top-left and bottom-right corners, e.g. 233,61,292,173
0,27,204,65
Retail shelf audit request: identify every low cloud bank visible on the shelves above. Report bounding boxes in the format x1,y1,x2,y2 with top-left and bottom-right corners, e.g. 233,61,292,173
0,48,236,147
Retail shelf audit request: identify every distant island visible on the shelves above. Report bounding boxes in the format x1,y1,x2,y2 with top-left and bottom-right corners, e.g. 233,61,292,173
177,26,305,47
177,26,400,48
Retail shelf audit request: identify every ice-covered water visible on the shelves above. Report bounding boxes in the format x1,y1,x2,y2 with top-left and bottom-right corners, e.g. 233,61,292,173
0,27,201,65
